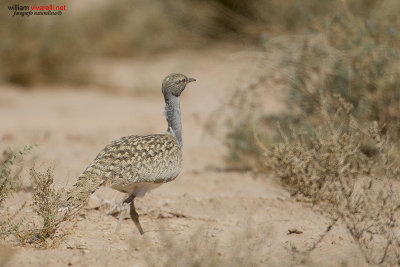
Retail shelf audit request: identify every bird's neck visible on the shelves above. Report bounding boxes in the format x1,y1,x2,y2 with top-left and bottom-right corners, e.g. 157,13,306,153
164,94,183,148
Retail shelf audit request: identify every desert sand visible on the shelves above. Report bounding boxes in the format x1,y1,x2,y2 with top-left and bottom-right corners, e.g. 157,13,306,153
1,47,368,266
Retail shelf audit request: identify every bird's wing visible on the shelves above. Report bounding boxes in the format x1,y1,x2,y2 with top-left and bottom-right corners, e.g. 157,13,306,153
108,134,183,188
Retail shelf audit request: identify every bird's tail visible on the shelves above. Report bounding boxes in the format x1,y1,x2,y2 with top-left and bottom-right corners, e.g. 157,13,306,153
63,163,108,209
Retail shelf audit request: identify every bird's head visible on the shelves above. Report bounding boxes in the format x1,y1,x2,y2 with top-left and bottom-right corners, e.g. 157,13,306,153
162,73,196,97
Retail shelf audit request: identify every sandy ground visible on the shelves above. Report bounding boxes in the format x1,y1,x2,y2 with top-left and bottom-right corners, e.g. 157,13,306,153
0,47,369,266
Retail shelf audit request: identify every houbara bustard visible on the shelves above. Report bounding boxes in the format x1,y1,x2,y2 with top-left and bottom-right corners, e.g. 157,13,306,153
64,73,196,235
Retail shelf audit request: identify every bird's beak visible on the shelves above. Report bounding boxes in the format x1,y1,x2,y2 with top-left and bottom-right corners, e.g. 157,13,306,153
188,78,196,83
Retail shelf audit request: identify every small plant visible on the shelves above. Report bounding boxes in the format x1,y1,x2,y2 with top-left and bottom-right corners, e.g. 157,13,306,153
14,166,75,248
0,145,76,247
0,144,76,248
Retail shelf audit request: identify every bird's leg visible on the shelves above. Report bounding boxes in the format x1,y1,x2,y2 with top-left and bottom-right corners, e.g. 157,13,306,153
114,202,129,233
114,194,135,233
129,197,144,235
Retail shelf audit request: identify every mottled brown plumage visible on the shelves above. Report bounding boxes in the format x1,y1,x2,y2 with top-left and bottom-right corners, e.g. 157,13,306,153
64,73,196,234
66,133,182,205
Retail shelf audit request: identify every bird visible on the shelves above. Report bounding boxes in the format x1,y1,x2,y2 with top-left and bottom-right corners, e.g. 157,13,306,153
63,73,196,235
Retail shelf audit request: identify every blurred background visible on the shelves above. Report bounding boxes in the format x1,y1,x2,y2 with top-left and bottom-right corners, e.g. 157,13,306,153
1,0,400,265
1,0,399,86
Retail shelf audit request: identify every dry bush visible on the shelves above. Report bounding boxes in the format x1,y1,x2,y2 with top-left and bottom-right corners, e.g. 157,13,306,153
263,95,400,264
14,166,75,248
216,2,400,265
0,203,26,242
216,0,400,172
220,87,400,263
0,145,76,248
267,12,400,144
1,159,76,247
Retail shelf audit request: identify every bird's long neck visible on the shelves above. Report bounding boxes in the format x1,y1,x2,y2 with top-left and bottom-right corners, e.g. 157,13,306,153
164,94,183,148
